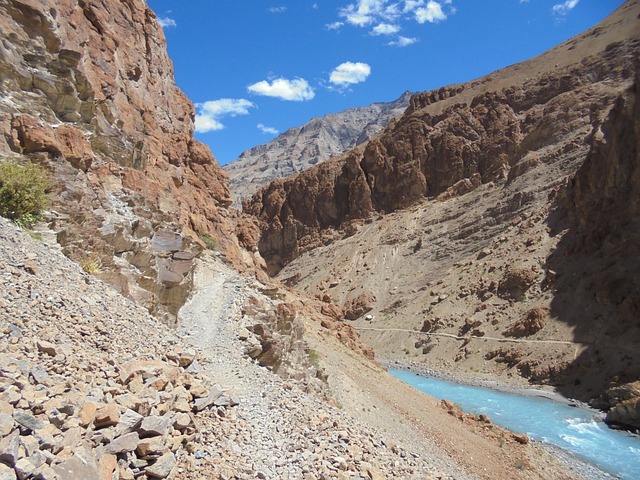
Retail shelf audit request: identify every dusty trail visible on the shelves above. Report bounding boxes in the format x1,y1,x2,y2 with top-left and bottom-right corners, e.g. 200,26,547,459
176,254,453,479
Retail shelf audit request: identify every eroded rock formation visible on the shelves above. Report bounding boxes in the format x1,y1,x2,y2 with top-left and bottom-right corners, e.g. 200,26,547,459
0,0,257,322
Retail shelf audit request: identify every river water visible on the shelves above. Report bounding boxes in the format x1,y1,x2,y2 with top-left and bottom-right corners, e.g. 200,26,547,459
389,369,640,479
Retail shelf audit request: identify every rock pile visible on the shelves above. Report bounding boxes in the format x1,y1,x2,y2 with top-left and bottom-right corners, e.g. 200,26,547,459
0,218,236,479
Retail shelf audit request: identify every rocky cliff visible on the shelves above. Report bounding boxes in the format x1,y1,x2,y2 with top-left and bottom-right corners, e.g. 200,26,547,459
224,91,411,205
245,0,640,421
0,0,259,322
245,1,639,275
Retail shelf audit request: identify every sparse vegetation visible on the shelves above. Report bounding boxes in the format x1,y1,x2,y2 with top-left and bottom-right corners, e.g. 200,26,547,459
26,229,43,241
0,159,50,227
308,349,321,369
80,256,104,275
514,458,528,471
198,230,219,250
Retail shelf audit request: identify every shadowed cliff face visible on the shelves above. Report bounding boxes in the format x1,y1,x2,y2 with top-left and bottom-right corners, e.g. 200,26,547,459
547,67,640,407
0,0,256,322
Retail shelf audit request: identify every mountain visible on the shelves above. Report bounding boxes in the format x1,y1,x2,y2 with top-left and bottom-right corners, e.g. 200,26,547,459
244,0,640,425
223,91,412,205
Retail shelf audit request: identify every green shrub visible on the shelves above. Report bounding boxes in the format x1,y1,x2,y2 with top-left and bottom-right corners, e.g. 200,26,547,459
198,230,219,250
308,349,321,369
0,160,50,227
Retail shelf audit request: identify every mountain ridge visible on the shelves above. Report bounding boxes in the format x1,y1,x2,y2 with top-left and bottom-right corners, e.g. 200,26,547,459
224,90,412,205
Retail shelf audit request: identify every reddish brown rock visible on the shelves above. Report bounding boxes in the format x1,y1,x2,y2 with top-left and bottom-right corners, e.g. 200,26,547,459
498,266,538,300
321,303,344,321
343,292,376,320
0,0,253,324
504,307,547,338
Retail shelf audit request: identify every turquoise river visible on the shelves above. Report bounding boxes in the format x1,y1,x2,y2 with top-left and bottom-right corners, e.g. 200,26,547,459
389,369,640,479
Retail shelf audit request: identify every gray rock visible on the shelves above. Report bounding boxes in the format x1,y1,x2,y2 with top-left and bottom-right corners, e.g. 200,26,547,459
115,408,143,436
13,410,46,431
52,453,100,480
193,386,224,412
139,414,173,437
152,230,183,252
144,452,176,478
32,464,59,480
0,463,17,480
27,450,47,469
14,458,37,480
0,429,20,465
105,432,140,454
29,365,51,386
0,387,21,405
0,412,14,436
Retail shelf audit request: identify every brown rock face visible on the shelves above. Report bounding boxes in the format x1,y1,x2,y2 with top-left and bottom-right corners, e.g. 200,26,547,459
0,0,249,321
503,307,547,338
246,8,639,274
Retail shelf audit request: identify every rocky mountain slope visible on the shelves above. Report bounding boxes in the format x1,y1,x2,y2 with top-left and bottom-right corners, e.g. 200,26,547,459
224,91,411,205
245,0,640,424
1,214,602,480
0,0,263,324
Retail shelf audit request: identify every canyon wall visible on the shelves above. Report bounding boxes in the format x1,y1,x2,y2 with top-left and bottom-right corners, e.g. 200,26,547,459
0,0,259,322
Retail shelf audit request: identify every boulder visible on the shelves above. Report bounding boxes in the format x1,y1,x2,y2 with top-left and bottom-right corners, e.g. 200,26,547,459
343,292,376,320
52,449,100,480
93,404,119,428
139,414,173,437
105,432,140,455
503,307,547,338
0,463,16,480
498,266,538,300
144,452,176,479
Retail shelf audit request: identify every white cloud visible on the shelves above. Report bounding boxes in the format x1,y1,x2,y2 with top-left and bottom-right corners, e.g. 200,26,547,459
247,77,315,101
194,98,255,133
552,0,579,15
332,1,453,46
415,1,446,23
258,124,279,135
371,23,400,35
403,0,424,12
268,6,287,13
326,21,344,30
388,35,418,47
157,17,177,28
330,62,371,86
339,0,389,26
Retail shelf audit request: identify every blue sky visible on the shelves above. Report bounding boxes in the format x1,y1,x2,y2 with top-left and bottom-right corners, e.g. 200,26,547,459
146,0,622,166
